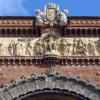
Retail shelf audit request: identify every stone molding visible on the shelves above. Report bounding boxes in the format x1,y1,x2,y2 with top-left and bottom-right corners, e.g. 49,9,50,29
0,56,100,66
0,17,100,27
0,71,100,100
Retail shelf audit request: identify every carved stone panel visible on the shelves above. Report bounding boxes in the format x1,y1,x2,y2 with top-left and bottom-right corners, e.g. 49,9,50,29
0,35,99,57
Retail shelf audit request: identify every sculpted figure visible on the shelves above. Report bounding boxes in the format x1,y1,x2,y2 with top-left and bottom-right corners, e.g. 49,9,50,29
59,9,68,23
47,36,55,52
87,40,95,56
25,40,33,56
0,43,3,56
16,41,25,56
34,39,43,55
95,38,100,56
35,9,44,23
59,38,71,55
53,40,59,50
76,39,87,56
72,39,77,55
8,40,17,56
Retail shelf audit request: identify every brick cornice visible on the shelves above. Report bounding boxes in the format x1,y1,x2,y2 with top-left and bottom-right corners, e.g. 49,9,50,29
0,56,99,66
0,16,100,27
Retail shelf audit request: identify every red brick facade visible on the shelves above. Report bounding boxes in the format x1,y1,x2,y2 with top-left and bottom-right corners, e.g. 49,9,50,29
0,15,100,100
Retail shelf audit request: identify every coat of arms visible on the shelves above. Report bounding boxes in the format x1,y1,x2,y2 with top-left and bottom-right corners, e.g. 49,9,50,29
46,8,57,21
35,3,68,25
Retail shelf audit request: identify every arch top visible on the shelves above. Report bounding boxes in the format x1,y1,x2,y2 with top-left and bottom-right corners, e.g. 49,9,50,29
0,70,100,100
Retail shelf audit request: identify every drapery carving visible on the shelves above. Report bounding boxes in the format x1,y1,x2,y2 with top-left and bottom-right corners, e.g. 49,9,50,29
0,33,99,57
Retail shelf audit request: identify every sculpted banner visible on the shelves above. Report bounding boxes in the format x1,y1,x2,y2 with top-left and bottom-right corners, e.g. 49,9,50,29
0,36,99,57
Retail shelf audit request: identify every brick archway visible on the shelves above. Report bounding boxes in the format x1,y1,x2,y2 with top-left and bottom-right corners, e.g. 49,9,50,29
0,71,100,100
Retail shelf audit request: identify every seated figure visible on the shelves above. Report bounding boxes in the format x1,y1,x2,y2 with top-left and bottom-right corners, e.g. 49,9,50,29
59,9,68,23
35,9,44,24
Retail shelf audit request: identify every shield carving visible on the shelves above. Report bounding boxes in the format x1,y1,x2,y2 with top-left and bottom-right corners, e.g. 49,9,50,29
46,8,57,21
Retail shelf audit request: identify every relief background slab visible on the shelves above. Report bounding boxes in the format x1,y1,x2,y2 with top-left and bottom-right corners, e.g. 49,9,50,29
0,37,99,57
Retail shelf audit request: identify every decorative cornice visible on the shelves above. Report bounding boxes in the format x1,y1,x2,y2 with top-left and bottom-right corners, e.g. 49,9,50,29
0,56,99,66
0,16,100,19
69,20,100,27
0,20,33,27
68,16,100,19
0,16,36,19
0,16,100,27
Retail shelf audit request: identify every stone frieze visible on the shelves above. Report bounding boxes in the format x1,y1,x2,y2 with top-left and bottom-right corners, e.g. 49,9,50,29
0,35,99,57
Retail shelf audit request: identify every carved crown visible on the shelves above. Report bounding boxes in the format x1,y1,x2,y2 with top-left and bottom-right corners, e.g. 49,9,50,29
47,3,57,9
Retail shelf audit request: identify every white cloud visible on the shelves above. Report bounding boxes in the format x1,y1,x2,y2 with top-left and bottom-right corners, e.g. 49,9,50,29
0,0,29,16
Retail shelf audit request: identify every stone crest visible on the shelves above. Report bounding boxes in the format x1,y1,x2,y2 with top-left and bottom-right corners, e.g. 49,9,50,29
46,3,57,21
35,3,68,26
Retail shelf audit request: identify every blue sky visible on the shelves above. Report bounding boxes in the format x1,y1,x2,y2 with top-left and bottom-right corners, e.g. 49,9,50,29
0,0,100,16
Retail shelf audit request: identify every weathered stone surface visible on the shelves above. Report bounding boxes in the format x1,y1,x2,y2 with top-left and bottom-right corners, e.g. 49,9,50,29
0,71,100,100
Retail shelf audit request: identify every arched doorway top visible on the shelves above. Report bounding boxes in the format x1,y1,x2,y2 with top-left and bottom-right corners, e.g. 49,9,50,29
0,70,100,100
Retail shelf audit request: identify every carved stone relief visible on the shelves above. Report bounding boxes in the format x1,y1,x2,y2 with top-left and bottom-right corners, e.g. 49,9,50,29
35,3,68,26
33,33,100,57
0,34,99,56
